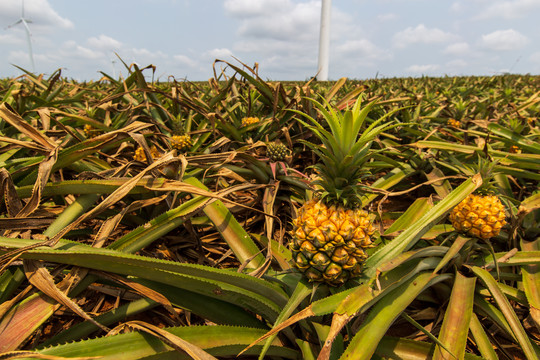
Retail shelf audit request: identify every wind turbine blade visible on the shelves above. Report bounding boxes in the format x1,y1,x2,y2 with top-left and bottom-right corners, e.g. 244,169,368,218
5,19,23,29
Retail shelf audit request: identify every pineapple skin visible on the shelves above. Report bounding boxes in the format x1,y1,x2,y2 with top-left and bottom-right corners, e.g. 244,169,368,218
171,135,192,152
266,142,289,162
133,146,160,162
447,118,461,128
241,117,259,127
449,194,506,240
290,200,375,286
133,146,147,162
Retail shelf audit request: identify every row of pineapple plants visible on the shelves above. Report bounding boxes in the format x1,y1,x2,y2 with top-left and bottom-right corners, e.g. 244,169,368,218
0,61,538,359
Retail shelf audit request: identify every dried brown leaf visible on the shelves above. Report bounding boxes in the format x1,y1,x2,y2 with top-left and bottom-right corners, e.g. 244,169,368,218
16,148,58,218
22,260,109,332
0,103,57,150
0,168,23,217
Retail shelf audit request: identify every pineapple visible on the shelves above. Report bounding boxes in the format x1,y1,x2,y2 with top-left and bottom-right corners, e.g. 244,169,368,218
84,124,101,138
289,97,394,286
241,116,259,127
266,142,290,162
133,146,146,162
133,146,160,162
447,118,461,128
449,194,506,240
171,134,192,152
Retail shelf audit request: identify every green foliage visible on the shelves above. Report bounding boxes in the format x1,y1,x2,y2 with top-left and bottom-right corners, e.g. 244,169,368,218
0,64,538,359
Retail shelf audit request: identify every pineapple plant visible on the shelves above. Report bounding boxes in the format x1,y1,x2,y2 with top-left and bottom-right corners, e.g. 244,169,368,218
266,141,290,162
289,97,395,286
449,193,506,240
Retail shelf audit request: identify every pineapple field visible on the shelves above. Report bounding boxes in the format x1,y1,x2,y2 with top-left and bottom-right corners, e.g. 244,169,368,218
0,60,539,359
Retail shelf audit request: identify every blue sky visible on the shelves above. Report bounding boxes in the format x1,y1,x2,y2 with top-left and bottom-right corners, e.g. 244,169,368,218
1,0,539,81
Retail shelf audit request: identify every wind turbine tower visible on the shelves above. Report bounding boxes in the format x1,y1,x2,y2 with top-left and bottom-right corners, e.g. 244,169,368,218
316,0,331,81
6,0,36,72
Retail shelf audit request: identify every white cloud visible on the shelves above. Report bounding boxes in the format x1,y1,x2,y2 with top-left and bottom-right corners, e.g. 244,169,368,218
476,0,540,19
406,64,440,74
233,1,319,42
480,29,529,51
0,33,22,45
131,48,167,59
335,39,392,64
173,55,199,68
206,48,234,60
443,42,470,56
224,0,293,18
0,0,74,31
61,40,102,60
393,24,457,48
87,35,123,51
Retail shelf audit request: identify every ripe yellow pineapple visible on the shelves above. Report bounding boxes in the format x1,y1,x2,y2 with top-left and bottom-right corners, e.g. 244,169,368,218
171,134,192,152
133,146,160,162
289,97,394,286
291,200,375,285
241,116,259,127
83,124,101,138
449,193,506,240
447,118,461,128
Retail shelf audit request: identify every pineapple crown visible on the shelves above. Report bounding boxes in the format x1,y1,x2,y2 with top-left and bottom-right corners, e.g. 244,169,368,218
171,117,182,134
293,95,397,207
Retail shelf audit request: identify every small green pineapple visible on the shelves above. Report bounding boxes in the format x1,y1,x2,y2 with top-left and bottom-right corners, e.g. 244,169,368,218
266,142,290,162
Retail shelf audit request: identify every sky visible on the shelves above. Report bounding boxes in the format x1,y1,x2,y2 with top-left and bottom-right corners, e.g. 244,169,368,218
0,0,539,82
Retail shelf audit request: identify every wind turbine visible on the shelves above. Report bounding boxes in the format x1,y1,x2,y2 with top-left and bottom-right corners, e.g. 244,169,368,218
316,0,331,81
6,0,36,72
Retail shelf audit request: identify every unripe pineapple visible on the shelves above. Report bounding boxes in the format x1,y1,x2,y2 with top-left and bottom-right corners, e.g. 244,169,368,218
171,135,192,152
266,142,290,162
241,116,259,127
449,194,506,240
289,97,392,286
